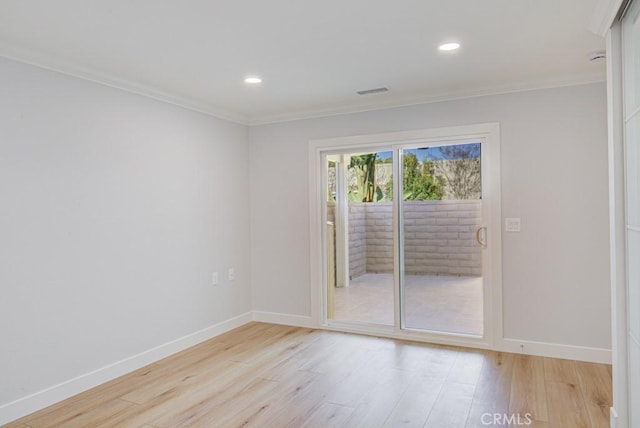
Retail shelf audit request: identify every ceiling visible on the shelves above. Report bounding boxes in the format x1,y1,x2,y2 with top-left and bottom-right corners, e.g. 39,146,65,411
0,1,605,125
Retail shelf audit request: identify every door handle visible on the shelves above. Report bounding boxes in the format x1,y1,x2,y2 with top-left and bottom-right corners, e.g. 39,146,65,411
476,227,487,248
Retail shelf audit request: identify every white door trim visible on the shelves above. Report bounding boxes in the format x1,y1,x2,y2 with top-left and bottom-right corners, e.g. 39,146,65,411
591,0,625,36
606,22,630,428
308,123,503,350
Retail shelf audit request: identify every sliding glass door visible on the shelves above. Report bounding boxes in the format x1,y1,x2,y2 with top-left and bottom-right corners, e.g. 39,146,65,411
398,142,484,336
622,1,640,424
325,150,394,327
324,138,488,338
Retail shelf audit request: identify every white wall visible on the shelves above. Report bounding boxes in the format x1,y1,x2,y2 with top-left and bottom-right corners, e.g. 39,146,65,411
0,58,251,407
249,83,611,351
0,56,611,422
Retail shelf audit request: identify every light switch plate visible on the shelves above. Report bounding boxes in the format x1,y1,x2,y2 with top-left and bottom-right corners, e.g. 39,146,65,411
505,217,521,232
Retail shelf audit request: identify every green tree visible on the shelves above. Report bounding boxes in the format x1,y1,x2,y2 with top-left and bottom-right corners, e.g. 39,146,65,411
349,153,383,202
388,153,444,200
402,153,443,200
435,145,481,199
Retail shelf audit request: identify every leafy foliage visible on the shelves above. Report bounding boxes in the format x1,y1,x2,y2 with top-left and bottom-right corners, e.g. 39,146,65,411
434,145,481,199
386,153,444,201
342,145,479,203
400,153,444,200
349,154,383,202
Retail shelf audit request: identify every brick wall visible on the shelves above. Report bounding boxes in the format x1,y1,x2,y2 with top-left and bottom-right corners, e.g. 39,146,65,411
349,204,367,278
403,200,481,275
326,202,367,279
329,200,482,278
364,203,394,274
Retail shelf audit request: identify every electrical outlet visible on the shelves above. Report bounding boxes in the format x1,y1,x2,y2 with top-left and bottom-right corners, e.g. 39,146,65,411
212,272,218,286
228,268,235,281
505,217,521,232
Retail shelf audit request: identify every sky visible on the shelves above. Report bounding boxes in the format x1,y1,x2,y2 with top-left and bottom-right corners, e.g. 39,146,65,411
376,142,480,161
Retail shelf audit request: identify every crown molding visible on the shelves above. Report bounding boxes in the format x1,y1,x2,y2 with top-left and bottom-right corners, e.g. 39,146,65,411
1,42,605,128
590,0,624,36
0,43,248,125
246,73,606,126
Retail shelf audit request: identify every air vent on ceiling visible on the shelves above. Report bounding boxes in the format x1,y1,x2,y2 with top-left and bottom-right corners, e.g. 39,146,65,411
357,87,389,96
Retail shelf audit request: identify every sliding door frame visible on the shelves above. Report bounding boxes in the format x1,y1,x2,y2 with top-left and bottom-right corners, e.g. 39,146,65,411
308,123,502,349
394,139,489,337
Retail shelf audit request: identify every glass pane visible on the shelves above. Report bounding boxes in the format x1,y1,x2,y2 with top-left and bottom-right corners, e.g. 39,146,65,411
629,230,640,340
630,340,640,428
625,4,640,426
401,143,484,335
624,2,640,116
327,151,394,326
326,158,336,319
627,115,640,226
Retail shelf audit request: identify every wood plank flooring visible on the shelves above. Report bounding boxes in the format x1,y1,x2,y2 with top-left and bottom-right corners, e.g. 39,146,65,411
4,323,612,428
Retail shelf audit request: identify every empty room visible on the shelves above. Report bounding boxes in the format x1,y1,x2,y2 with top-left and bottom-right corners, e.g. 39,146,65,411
0,1,638,427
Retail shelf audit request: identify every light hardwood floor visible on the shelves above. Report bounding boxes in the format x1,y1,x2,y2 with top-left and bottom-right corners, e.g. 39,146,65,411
5,322,611,428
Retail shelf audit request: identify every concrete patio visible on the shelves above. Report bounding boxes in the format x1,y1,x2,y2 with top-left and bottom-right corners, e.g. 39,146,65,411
333,273,483,336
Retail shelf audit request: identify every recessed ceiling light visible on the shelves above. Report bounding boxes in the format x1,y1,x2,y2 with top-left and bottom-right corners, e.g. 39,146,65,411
439,42,460,52
244,76,262,84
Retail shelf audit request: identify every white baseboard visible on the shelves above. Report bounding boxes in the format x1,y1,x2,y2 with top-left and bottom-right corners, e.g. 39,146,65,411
252,311,316,328
610,407,618,428
1,311,613,425
501,338,612,364
0,311,253,426
249,312,612,364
